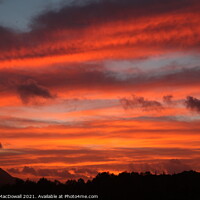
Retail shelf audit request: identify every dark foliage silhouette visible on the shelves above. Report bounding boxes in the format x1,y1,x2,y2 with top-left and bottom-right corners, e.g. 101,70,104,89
0,170,200,200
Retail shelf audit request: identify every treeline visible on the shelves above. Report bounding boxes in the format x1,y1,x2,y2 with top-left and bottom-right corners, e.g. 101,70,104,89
0,171,200,200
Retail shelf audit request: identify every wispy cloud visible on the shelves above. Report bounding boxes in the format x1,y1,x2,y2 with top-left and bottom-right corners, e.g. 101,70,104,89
17,79,54,104
120,95,163,111
163,95,174,105
185,96,200,113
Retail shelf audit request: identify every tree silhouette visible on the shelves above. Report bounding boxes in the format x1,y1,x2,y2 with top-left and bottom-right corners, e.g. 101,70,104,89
0,170,200,200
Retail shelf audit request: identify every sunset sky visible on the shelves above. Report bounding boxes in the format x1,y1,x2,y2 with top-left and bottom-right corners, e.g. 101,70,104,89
0,0,200,181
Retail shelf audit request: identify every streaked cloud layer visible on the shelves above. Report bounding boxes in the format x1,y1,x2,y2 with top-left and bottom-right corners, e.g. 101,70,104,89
0,0,200,180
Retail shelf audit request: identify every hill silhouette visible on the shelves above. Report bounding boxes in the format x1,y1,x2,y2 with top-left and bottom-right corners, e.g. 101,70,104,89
0,170,200,200
0,168,17,186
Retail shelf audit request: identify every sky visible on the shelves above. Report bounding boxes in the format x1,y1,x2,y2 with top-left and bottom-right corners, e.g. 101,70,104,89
0,0,200,181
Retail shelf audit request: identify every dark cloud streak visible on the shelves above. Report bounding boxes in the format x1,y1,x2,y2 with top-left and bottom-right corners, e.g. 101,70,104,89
1,66,200,99
32,0,198,31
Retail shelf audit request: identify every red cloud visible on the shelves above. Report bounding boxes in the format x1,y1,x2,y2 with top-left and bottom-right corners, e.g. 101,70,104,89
0,0,200,64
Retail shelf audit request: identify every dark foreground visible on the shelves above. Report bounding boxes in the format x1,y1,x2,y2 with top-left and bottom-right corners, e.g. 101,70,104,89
0,171,200,200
